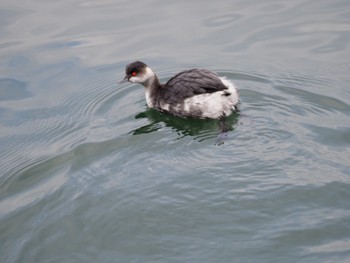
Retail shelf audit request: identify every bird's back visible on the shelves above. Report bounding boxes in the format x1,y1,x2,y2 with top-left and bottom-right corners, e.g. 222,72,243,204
160,69,228,105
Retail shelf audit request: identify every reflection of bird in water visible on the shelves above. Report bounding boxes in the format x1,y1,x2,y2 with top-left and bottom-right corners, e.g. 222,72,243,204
120,61,239,121
131,108,240,142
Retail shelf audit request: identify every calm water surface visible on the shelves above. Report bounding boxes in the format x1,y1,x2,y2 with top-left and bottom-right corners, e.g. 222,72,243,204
1,0,350,262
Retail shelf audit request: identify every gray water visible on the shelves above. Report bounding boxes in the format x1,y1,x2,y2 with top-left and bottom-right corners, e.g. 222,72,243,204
1,0,350,262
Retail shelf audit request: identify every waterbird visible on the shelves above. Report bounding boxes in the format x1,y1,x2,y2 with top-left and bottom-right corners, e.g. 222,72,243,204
120,61,239,119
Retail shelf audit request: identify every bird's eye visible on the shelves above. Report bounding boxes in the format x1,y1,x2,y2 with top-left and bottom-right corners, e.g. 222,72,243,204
131,72,137,76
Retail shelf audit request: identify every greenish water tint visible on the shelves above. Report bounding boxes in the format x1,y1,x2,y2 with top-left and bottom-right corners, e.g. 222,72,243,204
1,0,350,262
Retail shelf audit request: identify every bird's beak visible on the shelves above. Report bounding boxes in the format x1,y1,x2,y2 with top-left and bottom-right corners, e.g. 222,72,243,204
119,76,128,84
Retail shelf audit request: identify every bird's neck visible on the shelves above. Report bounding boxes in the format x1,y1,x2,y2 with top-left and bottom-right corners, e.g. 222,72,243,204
143,73,161,90
143,72,163,108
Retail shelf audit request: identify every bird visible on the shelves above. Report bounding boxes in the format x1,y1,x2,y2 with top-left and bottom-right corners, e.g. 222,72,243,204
119,61,239,119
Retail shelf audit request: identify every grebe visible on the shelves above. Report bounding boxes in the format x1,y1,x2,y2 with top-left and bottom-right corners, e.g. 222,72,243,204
120,61,239,119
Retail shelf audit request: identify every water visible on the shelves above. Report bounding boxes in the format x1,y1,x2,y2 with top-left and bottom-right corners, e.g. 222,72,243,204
1,0,350,262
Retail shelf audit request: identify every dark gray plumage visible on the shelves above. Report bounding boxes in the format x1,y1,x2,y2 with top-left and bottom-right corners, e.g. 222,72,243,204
159,69,229,105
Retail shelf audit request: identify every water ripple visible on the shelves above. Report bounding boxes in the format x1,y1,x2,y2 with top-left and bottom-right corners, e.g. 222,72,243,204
0,78,32,101
204,13,242,28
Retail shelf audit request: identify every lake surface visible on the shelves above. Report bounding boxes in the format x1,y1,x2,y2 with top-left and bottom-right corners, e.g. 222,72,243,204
1,0,350,262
